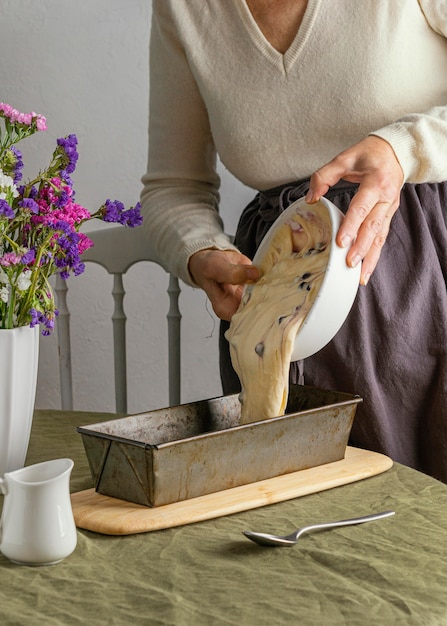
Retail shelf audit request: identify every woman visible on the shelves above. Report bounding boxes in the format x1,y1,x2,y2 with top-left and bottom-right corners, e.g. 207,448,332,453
141,0,447,482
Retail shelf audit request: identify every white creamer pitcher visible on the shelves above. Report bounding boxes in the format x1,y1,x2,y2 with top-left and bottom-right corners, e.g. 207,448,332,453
0,458,77,565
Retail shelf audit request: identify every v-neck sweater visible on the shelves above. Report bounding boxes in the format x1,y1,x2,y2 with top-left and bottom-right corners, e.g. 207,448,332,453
141,0,447,286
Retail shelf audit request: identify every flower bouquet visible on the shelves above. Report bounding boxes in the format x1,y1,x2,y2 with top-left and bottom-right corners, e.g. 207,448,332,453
0,102,142,334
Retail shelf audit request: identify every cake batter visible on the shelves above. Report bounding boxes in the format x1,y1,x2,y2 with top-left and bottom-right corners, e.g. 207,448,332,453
226,202,331,424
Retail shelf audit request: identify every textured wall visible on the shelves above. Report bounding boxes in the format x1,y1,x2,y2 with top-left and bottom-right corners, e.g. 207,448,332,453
1,0,252,413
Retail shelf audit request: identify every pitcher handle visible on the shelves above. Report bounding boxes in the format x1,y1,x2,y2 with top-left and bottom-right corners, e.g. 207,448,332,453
0,477,5,544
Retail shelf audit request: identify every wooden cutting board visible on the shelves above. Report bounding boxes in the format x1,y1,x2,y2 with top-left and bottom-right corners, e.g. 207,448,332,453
71,446,392,535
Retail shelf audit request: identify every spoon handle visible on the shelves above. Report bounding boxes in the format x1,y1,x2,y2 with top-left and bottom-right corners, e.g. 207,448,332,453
299,510,395,536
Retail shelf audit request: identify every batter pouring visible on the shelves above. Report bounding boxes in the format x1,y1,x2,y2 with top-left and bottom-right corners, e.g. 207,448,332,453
226,201,331,424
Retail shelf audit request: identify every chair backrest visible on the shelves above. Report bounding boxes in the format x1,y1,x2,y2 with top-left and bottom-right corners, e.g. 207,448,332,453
55,225,181,413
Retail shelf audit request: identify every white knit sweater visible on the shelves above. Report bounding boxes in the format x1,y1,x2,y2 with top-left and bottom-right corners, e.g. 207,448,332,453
141,0,447,285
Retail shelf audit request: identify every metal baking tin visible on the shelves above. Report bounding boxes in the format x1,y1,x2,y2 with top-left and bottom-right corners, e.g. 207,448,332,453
77,384,362,507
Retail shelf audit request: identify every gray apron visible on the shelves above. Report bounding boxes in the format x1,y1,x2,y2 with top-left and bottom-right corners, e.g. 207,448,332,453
220,179,447,482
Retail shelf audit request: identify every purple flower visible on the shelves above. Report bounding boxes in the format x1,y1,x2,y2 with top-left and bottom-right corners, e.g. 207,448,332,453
55,188,69,208
102,199,125,223
29,308,41,328
121,203,143,227
0,199,14,219
41,316,56,335
53,219,72,234
55,231,80,262
53,227,86,278
10,147,23,183
29,307,59,335
29,185,38,199
59,171,73,187
21,248,36,264
73,261,85,276
101,199,143,227
57,134,78,175
19,198,39,214
17,184,38,200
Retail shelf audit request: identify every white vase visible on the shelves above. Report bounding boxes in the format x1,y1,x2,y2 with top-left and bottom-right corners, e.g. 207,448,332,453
0,325,40,477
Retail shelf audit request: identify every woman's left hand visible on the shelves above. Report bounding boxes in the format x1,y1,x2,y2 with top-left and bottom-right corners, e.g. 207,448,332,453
305,135,404,285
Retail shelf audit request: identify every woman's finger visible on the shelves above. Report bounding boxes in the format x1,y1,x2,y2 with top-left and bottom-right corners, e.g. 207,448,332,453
351,204,394,284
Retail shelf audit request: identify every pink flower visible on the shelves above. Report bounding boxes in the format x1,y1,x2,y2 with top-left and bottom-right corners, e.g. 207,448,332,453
0,103,47,131
0,252,22,266
35,115,47,131
78,233,94,254
51,202,91,227
0,103,13,117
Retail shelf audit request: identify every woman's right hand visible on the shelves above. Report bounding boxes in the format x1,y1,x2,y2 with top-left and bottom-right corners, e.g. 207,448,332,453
188,248,260,321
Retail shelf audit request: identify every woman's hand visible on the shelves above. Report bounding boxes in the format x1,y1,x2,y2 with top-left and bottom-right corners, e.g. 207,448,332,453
189,248,260,321
306,135,404,285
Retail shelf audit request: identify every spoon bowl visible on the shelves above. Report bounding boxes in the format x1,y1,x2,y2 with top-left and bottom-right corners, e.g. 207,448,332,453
242,510,395,547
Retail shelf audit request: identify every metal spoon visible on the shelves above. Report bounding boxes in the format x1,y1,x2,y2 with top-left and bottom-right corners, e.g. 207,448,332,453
242,510,395,547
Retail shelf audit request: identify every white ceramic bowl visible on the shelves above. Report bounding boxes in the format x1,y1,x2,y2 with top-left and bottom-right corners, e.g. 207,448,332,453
252,196,361,361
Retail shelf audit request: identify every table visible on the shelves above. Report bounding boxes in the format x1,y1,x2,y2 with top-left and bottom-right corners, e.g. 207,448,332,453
1,410,447,626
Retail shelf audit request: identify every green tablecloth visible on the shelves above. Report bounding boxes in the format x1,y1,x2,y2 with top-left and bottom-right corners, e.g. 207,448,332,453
1,410,447,626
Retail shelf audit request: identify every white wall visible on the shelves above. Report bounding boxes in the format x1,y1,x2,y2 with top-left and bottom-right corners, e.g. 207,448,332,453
1,0,253,413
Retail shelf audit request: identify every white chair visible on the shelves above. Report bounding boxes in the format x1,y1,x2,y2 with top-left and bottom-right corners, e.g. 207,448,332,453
55,225,181,413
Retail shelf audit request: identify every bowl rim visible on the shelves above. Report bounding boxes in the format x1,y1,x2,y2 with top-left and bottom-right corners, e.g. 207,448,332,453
251,196,361,361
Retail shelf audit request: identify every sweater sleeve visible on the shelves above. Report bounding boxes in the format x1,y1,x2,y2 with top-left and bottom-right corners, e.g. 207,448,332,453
140,1,237,286
370,1,447,183
370,106,447,183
